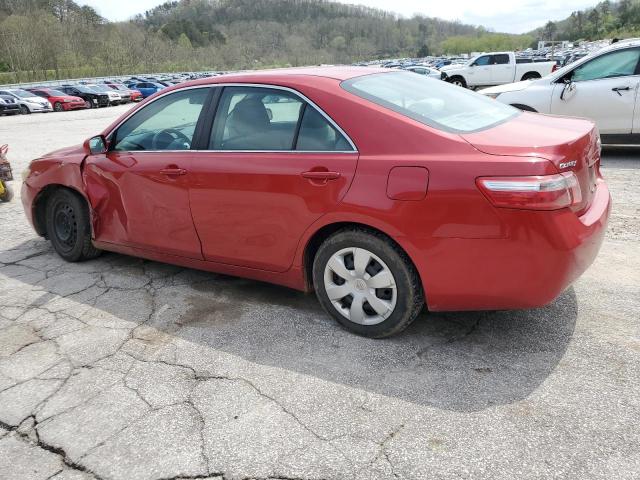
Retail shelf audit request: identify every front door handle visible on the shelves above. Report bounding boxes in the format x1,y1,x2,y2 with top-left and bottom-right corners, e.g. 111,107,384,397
612,86,631,96
160,168,187,176
301,171,341,181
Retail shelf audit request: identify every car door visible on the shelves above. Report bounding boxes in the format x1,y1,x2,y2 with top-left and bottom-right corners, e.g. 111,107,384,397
469,55,492,85
188,85,359,272
550,47,640,134
83,87,212,259
490,54,513,84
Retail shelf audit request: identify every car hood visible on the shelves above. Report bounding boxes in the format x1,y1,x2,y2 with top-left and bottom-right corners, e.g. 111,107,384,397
38,144,86,164
440,64,467,72
460,111,595,163
480,80,537,95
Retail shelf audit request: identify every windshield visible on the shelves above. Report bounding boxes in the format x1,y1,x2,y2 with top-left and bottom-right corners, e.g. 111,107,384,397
341,72,519,133
10,89,38,98
86,85,109,93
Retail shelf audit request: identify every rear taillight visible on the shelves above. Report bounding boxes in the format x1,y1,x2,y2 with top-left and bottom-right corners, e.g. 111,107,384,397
552,64,559,72
476,172,582,210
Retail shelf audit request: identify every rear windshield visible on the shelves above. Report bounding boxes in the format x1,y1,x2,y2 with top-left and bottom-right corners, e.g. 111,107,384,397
341,71,519,133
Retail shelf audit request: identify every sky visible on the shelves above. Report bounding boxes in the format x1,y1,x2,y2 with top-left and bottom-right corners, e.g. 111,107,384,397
76,0,598,34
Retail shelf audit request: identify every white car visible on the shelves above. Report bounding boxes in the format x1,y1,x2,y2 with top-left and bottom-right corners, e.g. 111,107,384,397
0,88,52,114
403,65,443,80
440,52,556,89
480,39,640,144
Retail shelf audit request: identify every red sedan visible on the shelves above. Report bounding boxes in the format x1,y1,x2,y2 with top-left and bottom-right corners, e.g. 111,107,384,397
27,88,87,112
21,67,610,337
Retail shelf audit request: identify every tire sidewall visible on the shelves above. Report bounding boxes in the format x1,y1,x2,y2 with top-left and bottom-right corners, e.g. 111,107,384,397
54,102,63,112
45,190,90,262
312,230,422,338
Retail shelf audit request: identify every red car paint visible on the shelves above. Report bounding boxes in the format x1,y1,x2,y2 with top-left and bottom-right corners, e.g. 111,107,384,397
26,88,86,111
21,67,610,311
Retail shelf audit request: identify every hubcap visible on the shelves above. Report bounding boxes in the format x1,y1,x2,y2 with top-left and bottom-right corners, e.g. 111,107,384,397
53,202,77,251
323,247,397,326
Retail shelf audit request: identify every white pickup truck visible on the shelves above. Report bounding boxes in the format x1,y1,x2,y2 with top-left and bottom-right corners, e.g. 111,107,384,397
440,52,557,89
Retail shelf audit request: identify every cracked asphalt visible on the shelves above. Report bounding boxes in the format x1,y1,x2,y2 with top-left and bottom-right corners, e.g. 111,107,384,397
0,106,639,480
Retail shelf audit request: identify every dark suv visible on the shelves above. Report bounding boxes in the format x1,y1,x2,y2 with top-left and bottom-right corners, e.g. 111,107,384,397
59,85,109,109
0,95,20,116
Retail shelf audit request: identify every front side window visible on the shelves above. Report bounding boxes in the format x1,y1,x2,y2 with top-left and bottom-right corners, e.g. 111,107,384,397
571,48,640,82
342,71,519,133
474,55,491,66
112,88,209,151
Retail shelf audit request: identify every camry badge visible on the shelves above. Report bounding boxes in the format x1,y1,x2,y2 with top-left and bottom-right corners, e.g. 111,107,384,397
559,160,577,169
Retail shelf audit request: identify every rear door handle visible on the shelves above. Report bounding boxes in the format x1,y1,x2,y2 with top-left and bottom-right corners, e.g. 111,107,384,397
160,168,187,176
301,171,341,181
612,86,631,96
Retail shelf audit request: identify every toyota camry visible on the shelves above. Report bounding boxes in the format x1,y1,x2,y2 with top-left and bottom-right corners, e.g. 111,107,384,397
21,67,610,337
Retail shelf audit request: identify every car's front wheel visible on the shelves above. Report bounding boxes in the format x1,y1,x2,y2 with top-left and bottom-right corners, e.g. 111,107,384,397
45,189,101,262
313,229,424,338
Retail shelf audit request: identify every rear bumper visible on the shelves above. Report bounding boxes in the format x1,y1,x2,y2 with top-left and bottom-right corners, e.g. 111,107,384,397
416,179,611,311
21,181,38,233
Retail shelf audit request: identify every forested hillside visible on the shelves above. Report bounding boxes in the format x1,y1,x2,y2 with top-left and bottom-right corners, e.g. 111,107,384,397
0,0,535,83
534,0,640,42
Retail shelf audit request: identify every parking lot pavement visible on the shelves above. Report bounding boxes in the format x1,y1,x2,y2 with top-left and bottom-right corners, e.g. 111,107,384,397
0,109,639,480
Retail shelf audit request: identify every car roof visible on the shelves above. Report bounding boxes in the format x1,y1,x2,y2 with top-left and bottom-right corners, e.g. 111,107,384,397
198,66,388,84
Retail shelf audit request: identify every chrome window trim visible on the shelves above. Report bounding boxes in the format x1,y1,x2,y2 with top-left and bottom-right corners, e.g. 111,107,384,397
106,82,358,154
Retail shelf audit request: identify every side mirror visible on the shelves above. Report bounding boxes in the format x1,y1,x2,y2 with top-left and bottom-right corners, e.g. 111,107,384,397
560,78,575,101
84,135,107,155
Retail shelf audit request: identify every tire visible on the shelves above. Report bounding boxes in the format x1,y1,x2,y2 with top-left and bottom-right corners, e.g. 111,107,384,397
521,72,541,81
312,228,424,338
19,105,30,115
0,183,13,202
449,76,467,88
84,100,93,109
53,102,64,112
45,189,101,262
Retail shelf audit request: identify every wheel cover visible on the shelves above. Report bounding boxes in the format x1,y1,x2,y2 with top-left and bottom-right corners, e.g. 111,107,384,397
53,202,77,252
323,247,397,326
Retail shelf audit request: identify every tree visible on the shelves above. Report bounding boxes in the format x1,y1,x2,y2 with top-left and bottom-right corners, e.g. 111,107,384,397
543,21,557,40
417,44,429,57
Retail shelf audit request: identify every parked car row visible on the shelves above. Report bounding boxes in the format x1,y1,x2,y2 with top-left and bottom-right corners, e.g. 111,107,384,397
481,38,640,145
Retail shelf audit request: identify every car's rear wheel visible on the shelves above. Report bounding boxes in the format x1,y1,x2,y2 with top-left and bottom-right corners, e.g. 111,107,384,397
84,100,93,109
19,105,30,115
53,102,64,112
45,189,101,262
312,229,424,338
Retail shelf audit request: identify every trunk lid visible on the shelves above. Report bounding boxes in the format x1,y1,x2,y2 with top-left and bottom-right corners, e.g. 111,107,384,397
461,112,600,214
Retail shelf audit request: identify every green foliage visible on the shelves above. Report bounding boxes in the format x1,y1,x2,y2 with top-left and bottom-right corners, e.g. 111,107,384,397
1,0,631,84
441,33,535,54
531,0,640,41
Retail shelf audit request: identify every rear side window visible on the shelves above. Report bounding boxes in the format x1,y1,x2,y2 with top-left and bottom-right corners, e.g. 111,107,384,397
494,54,510,65
209,86,354,152
296,106,352,151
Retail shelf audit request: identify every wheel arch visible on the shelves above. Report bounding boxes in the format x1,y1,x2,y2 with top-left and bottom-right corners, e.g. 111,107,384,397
511,103,538,112
32,184,89,237
302,221,427,306
521,71,542,81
